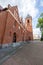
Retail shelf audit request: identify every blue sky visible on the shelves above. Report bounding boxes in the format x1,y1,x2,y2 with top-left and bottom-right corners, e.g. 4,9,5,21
0,0,43,35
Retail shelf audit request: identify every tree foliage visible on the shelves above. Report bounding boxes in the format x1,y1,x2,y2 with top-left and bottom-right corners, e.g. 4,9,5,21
37,18,43,30
36,13,43,40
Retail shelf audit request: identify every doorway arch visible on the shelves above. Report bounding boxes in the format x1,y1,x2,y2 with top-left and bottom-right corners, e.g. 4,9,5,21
29,36,31,40
13,32,16,42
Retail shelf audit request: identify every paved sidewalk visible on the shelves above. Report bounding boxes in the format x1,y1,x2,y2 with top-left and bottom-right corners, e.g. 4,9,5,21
0,47,15,60
0,42,27,65
2,41,43,65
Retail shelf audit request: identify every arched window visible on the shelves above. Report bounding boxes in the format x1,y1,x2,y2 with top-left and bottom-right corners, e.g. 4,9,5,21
27,20,29,23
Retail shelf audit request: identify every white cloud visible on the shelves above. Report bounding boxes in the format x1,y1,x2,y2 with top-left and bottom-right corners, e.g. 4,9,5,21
0,0,39,19
40,0,43,7
16,0,39,19
0,0,17,7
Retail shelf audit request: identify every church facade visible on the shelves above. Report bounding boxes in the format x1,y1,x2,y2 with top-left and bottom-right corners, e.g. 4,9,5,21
0,5,33,47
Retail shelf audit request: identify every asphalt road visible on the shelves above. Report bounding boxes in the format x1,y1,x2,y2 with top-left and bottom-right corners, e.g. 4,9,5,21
2,41,43,65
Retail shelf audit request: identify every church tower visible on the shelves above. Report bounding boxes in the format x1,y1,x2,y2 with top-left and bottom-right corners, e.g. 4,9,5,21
25,15,32,32
25,15,33,40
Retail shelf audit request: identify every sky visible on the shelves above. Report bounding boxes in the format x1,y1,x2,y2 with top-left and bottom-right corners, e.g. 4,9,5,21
0,0,43,35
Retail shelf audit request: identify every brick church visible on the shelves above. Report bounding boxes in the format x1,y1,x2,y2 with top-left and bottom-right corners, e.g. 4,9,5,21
0,5,33,47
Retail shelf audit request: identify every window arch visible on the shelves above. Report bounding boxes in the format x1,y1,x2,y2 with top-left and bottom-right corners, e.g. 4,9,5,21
27,20,29,23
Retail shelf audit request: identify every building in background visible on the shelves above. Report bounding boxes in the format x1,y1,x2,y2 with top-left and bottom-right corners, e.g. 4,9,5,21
33,28,41,40
0,5,33,48
33,34,41,40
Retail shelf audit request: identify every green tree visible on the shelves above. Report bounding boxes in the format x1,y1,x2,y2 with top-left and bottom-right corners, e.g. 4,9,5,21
37,13,43,40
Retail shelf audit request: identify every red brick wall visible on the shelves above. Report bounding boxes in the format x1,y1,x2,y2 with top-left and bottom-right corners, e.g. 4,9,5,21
0,11,7,43
25,17,33,40
3,6,23,43
0,5,33,45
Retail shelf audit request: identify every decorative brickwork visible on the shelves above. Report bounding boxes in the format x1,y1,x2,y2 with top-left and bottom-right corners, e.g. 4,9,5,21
0,5,33,47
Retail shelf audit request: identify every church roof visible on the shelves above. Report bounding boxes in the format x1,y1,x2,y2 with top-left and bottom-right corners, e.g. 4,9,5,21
26,14,32,19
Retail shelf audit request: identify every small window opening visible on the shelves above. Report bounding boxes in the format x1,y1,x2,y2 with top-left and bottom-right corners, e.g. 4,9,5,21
27,20,29,23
